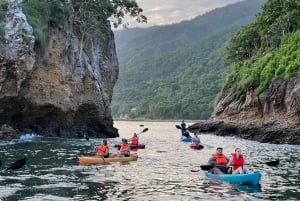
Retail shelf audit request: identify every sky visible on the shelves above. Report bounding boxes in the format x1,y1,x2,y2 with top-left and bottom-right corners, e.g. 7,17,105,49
118,0,245,29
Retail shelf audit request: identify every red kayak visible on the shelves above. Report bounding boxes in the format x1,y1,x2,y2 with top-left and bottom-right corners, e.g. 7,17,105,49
115,144,146,150
190,144,204,150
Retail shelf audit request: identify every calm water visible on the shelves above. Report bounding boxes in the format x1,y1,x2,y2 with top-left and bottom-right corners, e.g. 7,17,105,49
0,121,299,201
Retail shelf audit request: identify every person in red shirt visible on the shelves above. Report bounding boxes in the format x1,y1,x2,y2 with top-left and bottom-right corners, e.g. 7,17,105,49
227,148,250,174
131,133,139,145
97,139,110,158
119,138,130,157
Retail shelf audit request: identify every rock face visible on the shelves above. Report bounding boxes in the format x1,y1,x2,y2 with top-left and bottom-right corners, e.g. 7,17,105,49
0,0,119,138
188,120,300,145
211,77,300,126
200,77,300,144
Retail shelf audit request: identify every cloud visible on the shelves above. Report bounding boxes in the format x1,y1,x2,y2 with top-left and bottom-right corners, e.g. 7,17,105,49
117,0,244,29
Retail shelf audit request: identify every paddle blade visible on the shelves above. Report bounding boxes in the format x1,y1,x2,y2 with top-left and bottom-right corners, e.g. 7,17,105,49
265,160,279,166
142,128,149,133
176,125,181,129
200,165,214,171
6,157,27,170
0,160,2,167
114,144,121,150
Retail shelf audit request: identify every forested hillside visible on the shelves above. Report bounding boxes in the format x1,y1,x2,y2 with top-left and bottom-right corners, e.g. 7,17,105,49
112,0,266,120
222,0,300,98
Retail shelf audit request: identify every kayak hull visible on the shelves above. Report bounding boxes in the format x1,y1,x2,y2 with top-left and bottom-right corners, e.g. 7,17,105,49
78,153,138,165
190,144,204,150
115,144,146,150
131,144,146,149
205,171,261,185
181,136,192,142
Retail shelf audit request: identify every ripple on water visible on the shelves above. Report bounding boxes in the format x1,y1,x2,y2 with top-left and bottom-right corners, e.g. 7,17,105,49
0,121,299,201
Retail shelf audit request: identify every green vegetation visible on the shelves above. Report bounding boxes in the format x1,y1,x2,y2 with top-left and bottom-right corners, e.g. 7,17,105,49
0,0,8,43
112,30,234,119
112,0,266,120
21,0,146,55
225,0,300,98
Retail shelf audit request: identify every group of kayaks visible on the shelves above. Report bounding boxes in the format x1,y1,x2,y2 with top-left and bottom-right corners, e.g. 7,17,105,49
179,128,268,186
77,126,279,186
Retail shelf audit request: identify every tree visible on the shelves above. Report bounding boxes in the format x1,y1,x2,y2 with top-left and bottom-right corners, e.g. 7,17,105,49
69,0,147,56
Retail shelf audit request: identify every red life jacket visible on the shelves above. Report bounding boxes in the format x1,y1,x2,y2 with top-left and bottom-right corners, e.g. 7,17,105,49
231,153,244,170
212,153,228,165
98,144,109,155
131,137,138,145
120,143,130,152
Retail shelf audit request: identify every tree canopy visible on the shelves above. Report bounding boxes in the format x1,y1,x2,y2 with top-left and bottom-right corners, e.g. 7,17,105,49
224,0,300,98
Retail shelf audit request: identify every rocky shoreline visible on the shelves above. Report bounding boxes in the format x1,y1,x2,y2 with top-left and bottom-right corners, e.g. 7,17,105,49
188,120,300,145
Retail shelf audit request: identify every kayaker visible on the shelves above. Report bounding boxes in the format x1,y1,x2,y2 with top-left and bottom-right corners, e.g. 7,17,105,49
208,147,231,174
119,138,131,157
191,133,200,145
97,139,110,158
181,120,186,134
131,133,139,145
181,120,191,138
227,148,250,174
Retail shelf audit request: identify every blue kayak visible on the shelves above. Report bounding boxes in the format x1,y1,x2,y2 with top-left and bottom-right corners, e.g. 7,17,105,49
180,136,192,142
205,171,261,185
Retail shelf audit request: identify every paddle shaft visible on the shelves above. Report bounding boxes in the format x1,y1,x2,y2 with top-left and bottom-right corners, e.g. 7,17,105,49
127,128,148,141
200,160,279,171
6,157,27,171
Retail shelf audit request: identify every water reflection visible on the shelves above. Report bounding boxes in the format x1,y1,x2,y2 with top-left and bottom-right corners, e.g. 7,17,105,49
0,121,299,201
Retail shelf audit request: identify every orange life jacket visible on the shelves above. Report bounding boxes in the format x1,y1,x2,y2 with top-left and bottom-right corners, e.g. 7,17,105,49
131,137,138,145
231,153,244,170
120,143,130,152
212,153,228,165
98,144,109,155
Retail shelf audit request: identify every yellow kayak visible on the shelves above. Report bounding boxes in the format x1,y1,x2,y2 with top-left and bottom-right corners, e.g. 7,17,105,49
78,153,138,165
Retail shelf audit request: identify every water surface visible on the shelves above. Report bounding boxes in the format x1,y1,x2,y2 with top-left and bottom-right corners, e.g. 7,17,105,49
0,121,299,200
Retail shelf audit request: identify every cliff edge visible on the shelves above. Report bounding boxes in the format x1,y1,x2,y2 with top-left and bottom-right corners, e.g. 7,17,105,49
0,0,119,139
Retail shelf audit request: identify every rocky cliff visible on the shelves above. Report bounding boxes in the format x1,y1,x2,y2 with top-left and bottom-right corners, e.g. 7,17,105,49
0,0,119,139
211,77,300,126
193,77,300,144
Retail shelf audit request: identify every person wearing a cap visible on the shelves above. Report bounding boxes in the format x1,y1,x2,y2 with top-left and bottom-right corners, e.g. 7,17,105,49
208,147,231,174
119,138,130,157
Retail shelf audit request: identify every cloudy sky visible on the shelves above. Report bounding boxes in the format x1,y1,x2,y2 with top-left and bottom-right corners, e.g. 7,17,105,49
120,0,245,29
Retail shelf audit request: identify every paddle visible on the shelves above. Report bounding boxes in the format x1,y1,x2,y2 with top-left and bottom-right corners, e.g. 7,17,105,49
200,160,280,171
0,160,2,168
130,128,149,139
6,157,27,171
99,156,109,165
175,125,192,138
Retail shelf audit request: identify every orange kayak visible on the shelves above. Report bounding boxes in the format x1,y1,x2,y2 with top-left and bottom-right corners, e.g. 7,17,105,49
78,153,138,165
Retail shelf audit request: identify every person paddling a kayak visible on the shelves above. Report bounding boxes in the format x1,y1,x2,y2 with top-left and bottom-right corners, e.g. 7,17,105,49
119,138,131,157
181,120,191,138
208,147,231,174
227,148,250,174
97,139,110,158
131,133,139,145
191,133,201,145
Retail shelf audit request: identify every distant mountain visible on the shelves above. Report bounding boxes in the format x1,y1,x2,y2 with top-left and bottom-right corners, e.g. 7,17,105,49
114,0,265,64
112,0,266,120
